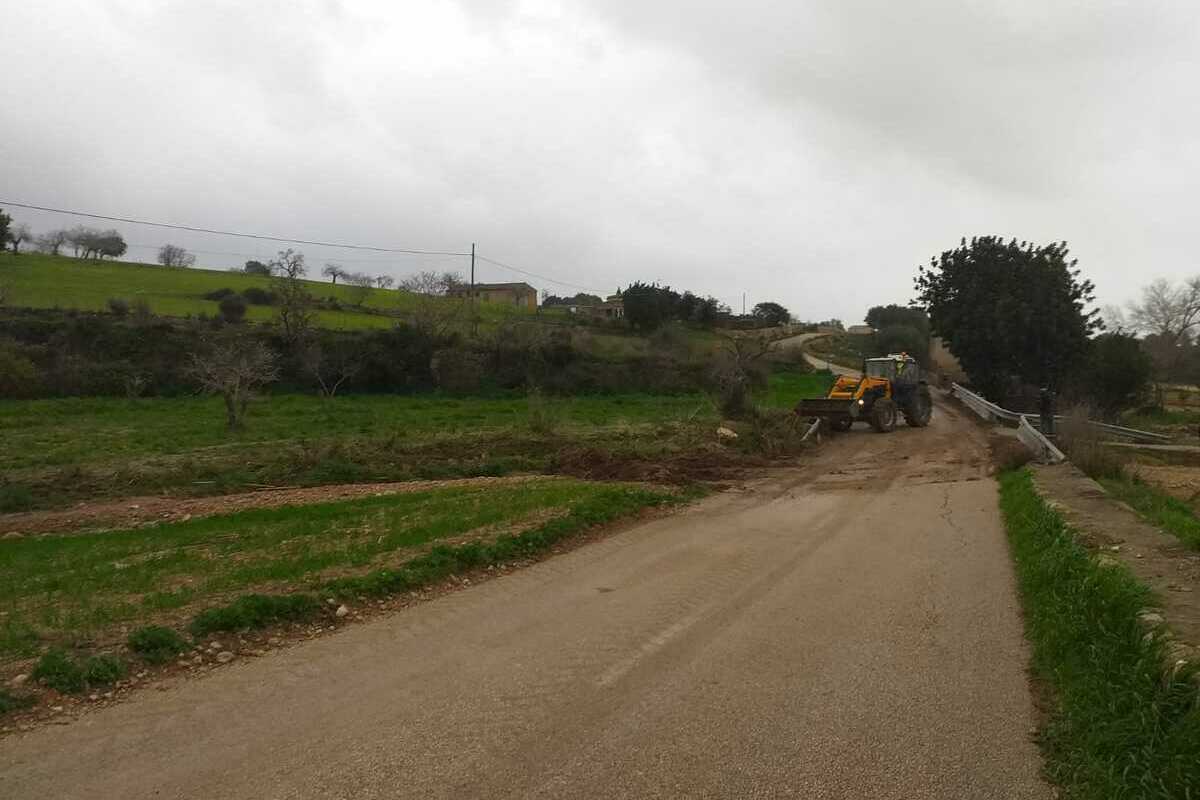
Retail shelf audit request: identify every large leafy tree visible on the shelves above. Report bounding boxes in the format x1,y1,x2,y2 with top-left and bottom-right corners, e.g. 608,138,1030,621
752,301,790,327
915,236,1101,400
0,208,11,251
622,282,680,332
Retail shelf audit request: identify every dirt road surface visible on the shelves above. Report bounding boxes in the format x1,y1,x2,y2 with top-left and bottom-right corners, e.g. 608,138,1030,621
0,399,1048,799
774,332,862,376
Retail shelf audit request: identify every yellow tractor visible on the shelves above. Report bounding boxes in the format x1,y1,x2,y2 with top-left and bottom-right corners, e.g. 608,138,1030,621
798,354,932,433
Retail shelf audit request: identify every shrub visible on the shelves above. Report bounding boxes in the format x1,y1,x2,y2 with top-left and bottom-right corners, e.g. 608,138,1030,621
218,294,247,323
106,297,130,316
989,437,1033,472
83,654,126,685
203,288,237,301
241,287,276,305
0,342,39,398
431,347,487,393
1057,406,1127,480
0,688,35,715
127,625,189,664
132,297,153,319
527,388,562,435
189,593,322,636
32,650,86,694
0,483,35,512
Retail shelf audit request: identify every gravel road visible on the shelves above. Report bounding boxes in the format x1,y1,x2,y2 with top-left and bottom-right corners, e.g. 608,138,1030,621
0,399,1048,799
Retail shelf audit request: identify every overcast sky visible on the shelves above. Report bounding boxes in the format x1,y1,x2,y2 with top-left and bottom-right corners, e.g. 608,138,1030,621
2,1,1197,322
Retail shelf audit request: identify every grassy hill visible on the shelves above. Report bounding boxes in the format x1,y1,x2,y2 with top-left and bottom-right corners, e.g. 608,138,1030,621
0,252,549,331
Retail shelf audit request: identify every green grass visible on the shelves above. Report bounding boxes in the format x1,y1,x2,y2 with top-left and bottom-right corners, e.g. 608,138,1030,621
759,369,834,409
0,479,679,658
999,469,1200,798
0,251,540,331
1123,408,1200,432
1099,476,1200,549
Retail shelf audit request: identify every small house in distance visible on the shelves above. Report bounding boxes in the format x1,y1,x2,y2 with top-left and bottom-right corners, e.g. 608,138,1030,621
448,282,538,309
846,324,875,336
569,294,624,320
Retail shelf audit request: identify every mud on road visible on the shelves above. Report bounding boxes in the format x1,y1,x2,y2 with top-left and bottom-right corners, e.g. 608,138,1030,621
1,397,1048,800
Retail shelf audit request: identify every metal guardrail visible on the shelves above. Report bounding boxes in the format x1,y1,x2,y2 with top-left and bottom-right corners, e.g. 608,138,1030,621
1018,416,1066,464
949,383,1168,443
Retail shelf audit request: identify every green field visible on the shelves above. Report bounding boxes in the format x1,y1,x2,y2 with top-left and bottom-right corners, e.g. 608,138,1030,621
0,372,832,511
0,251,554,330
0,479,678,658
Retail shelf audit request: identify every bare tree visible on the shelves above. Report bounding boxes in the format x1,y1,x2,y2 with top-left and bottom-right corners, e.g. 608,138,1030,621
322,263,347,284
8,223,30,254
375,275,395,289
301,339,363,398
189,335,280,429
34,229,68,255
269,249,314,344
158,243,196,268
400,270,462,296
1127,278,1200,342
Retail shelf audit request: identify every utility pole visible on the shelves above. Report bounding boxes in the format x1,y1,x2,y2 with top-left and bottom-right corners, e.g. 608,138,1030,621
742,292,746,316
470,242,476,337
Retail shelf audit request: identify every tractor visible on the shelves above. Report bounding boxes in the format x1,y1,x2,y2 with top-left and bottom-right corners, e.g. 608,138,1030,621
798,354,932,433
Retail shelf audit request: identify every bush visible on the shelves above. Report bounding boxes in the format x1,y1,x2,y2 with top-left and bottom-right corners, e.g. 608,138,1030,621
132,297,153,319
526,388,562,435
203,288,237,301
0,688,35,715
83,654,126,685
431,347,487,393
241,287,276,306
989,437,1033,472
32,650,86,694
189,593,322,636
0,483,35,512
127,625,189,664
1057,406,1128,480
0,341,40,398
106,297,130,317
218,294,247,323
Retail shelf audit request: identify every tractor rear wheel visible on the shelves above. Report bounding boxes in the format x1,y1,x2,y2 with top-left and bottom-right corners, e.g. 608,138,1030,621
869,398,896,433
904,385,933,428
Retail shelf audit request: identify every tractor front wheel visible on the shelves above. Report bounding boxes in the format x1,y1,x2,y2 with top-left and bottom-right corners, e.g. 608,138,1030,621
869,398,897,433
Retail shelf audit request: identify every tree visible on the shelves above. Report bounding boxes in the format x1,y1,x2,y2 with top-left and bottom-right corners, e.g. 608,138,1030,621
865,304,930,337
301,339,364,398
99,231,127,259
622,282,680,332
752,301,791,327
269,249,314,344
189,335,280,429
400,270,463,296
375,275,395,289
0,208,10,251
218,294,247,323
1076,332,1153,419
322,263,347,284
157,243,196,268
1126,277,1200,374
35,229,68,256
66,226,94,258
243,260,271,276
344,271,374,306
875,325,928,364
915,236,1101,400
7,223,31,254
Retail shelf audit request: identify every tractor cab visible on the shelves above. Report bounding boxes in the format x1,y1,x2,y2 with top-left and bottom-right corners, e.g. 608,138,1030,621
863,354,919,385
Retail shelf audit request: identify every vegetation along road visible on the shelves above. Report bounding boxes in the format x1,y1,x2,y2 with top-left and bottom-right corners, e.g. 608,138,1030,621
0,398,1050,799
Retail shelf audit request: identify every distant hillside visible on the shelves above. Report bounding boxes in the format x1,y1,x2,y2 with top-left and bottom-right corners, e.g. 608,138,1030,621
0,252,542,331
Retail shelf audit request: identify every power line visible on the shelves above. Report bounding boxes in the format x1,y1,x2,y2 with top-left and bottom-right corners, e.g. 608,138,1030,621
0,199,471,257
475,254,604,294
3,198,610,295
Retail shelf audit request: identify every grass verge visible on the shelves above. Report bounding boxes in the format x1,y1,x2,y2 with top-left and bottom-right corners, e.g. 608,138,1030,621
999,469,1200,798
1099,476,1200,550
1,480,691,660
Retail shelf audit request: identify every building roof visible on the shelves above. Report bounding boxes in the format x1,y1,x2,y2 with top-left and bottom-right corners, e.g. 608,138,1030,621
449,282,536,294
